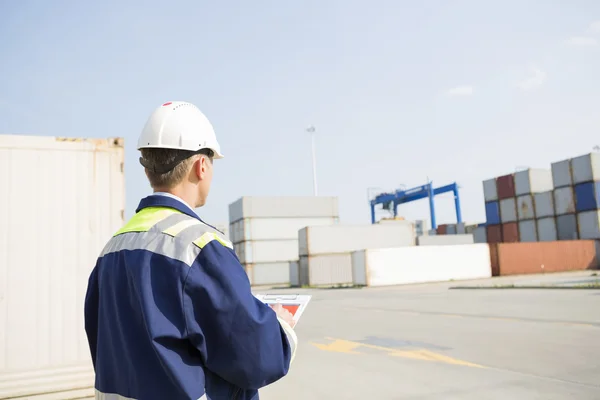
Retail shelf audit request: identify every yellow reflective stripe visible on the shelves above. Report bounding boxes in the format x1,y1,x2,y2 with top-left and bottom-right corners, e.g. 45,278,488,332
193,232,233,249
162,218,200,237
114,207,181,236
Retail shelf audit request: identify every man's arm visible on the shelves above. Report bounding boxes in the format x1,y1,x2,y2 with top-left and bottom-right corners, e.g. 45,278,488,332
182,240,297,390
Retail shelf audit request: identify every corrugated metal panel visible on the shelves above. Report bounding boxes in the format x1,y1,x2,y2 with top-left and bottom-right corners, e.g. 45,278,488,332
473,226,487,243
417,234,474,246
533,191,554,218
353,245,491,287
482,178,498,202
553,186,576,215
577,210,600,239
537,217,557,242
556,214,579,240
496,241,599,275
499,198,517,223
574,182,600,212
485,201,500,225
228,196,339,223
229,216,337,243
437,224,448,235
298,224,416,256
303,253,353,286
514,168,553,196
516,195,535,220
245,262,292,286
497,174,516,200
551,159,572,188
571,152,600,185
486,225,502,243
234,240,298,263
502,222,519,243
0,135,124,398
446,224,457,234
518,220,538,242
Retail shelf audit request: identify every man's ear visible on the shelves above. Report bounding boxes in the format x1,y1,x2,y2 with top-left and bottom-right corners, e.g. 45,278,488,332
195,156,208,180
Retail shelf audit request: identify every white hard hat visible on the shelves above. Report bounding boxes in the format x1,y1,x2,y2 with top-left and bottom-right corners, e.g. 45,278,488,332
138,101,224,165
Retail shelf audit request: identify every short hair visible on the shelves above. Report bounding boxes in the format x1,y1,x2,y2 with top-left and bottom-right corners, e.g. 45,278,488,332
140,148,213,189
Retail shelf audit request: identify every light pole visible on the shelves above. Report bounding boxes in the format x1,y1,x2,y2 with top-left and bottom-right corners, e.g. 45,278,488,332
306,125,318,196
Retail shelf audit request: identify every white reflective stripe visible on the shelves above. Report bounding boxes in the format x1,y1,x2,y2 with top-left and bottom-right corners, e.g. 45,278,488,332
95,390,207,400
277,317,298,364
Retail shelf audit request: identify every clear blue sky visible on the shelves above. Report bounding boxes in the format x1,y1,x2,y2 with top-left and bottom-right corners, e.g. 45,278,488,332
2,1,600,227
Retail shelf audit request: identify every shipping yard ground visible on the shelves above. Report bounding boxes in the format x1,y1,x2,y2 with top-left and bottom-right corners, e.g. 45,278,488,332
256,272,600,400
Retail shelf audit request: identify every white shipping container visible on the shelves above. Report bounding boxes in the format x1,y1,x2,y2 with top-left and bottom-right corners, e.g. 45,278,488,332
516,195,535,220
514,168,553,196
553,186,576,215
417,234,474,246
499,198,517,223
551,159,572,188
298,224,416,256
299,254,353,287
245,262,292,286
577,210,600,239
533,191,554,218
234,239,298,264
229,216,338,243
473,226,487,243
571,152,600,185
229,196,339,223
518,220,538,242
482,178,498,202
289,261,300,287
537,217,558,242
0,135,125,399
556,214,579,240
352,244,492,287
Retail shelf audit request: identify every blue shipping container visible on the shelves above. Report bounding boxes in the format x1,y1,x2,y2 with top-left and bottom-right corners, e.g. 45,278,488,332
574,181,600,212
485,201,500,225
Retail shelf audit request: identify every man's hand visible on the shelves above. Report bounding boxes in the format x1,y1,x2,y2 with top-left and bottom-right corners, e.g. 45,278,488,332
271,303,297,328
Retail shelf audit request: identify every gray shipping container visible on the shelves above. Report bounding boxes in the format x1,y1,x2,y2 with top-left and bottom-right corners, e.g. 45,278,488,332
499,198,517,223
518,220,538,242
516,195,535,220
473,226,487,243
482,178,498,202
537,217,558,242
553,186,576,215
514,168,554,196
533,191,554,218
577,210,600,239
228,196,339,223
551,159,572,188
417,234,474,246
556,214,579,240
571,152,600,185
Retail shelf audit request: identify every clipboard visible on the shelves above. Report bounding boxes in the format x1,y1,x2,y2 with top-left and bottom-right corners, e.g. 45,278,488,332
254,294,312,326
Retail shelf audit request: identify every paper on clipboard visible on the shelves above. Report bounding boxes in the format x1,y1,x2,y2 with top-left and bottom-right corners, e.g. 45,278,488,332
254,294,311,325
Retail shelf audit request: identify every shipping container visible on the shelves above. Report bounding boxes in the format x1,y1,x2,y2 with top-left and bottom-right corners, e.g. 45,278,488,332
446,224,457,235
437,224,448,235
245,262,292,286
574,181,600,212
229,216,338,243
234,239,298,263
533,191,554,218
352,244,491,287
518,220,538,242
502,222,519,243
485,201,501,225
417,234,474,246
516,195,535,220
489,241,598,276
299,254,353,287
486,225,503,243
537,217,558,242
289,261,300,287
299,224,416,257
499,198,517,223
228,196,339,223
514,168,553,196
551,159,572,188
577,210,600,239
497,174,516,199
571,152,600,185
0,135,125,399
482,178,498,202
556,214,579,240
473,226,487,243
553,186,576,215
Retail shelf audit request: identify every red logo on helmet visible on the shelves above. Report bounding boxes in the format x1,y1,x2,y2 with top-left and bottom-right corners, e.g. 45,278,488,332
162,102,172,106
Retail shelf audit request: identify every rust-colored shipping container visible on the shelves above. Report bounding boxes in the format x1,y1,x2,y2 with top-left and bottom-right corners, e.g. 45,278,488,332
489,240,599,276
437,224,448,235
502,222,519,243
486,225,503,243
497,174,516,199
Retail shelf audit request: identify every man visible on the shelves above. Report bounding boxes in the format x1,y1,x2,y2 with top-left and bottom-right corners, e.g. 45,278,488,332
84,101,298,400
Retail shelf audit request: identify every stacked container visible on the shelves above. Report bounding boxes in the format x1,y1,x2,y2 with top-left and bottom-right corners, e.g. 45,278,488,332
228,196,339,286
552,158,579,240
482,177,502,242
514,168,554,242
571,153,600,239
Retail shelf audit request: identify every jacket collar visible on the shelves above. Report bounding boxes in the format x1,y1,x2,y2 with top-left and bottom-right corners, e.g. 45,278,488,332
135,194,220,232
